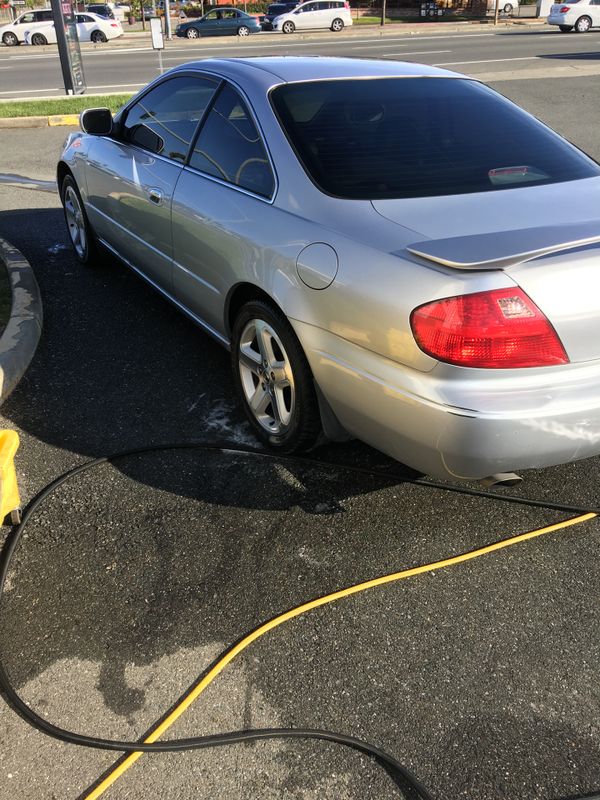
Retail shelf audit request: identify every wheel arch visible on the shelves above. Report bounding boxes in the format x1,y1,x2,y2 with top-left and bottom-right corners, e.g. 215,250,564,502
225,281,349,442
56,162,73,197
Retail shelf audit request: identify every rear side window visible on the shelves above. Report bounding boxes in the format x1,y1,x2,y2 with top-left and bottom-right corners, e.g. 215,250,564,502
271,77,600,200
34,10,54,20
122,75,218,163
189,84,275,198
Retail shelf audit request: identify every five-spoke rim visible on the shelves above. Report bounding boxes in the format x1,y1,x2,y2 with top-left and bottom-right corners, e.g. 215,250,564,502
238,319,295,435
64,186,87,259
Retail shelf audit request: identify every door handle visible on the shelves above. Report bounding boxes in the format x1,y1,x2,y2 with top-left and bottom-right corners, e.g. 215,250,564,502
148,188,163,205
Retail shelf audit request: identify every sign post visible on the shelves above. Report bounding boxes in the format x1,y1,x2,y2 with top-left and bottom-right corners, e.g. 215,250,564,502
50,0,86,95
149,15,164,74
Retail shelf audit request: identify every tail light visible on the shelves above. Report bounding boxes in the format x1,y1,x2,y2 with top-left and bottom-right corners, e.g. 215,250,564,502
344,1,350,7
410,288,569,368
559,5,571,10
110,22,119,26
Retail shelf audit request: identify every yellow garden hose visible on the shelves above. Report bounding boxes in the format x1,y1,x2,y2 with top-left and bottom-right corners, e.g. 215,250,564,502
0,442,596,800
83,511,596,799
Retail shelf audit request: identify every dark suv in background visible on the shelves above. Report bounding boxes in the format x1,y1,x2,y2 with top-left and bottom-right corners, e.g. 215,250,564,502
260,1,298,29
85,4,116,18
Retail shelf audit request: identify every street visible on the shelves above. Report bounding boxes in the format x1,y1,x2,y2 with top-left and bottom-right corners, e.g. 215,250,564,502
1,28,600,800
2,25,600,98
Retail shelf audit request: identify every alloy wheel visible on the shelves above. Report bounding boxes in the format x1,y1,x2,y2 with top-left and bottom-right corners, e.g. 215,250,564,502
238,318,295,435
64,186,87,259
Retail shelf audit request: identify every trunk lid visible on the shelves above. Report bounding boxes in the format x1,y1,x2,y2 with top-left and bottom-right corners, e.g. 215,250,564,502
373,178,600,363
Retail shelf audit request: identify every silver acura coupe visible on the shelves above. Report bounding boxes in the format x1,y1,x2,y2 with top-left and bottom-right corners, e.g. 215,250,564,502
58,57,600,482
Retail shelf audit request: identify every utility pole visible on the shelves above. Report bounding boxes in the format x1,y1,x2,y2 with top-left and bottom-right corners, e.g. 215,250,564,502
164,0,172,39
381,0,386,25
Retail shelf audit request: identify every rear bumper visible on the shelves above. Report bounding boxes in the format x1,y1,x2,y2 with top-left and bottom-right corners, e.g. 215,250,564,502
293,320,600,480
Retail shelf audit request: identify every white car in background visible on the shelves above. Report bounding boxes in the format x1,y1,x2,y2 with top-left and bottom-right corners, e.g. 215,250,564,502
548,0,600,31
0,8,54,46
273,0,352,33
25,12,123,44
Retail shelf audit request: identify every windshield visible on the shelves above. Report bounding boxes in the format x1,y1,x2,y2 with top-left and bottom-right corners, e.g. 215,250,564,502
270,77,600,200
268,4,289,12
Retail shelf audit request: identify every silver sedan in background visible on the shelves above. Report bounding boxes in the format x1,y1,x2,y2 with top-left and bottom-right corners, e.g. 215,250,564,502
58,57,600,482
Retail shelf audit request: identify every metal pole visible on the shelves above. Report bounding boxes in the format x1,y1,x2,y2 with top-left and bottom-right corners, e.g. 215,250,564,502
494,0,499,25
381,0,386,25
164,0,172,39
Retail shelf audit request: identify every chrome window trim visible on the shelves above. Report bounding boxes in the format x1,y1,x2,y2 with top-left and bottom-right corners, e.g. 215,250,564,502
182,163,276,205
115,72,223,164
186,78,279,202
113,68,279,200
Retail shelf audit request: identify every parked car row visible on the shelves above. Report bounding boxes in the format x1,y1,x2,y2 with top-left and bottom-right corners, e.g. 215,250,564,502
0,7,123,45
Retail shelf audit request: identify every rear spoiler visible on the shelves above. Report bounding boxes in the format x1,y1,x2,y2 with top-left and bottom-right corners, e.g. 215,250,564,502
406,220,600,270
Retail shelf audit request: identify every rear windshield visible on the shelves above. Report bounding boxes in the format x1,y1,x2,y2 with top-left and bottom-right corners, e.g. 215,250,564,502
268,4,290,11
270,77,600,200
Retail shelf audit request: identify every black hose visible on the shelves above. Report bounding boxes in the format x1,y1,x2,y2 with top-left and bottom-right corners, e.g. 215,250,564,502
2,440,598,798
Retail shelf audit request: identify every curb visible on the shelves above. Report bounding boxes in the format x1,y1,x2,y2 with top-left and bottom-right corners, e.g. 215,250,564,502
0,114,80,129
0,239,43,405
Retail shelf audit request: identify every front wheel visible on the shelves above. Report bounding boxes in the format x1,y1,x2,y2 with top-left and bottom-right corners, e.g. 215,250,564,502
574,14,591,31
30,33,47,46
61,175,100,266
231,300,322,451
2,32,19,46
237,25,250,35
559,24,573,31
331,17,344,30
91,29,107,43
186,27,199,38
281,20,295,33
502,3,513,12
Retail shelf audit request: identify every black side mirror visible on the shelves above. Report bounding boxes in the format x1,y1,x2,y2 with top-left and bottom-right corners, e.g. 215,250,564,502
80,107,113,136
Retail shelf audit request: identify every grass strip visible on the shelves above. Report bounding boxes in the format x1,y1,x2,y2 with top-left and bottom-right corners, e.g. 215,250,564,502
0,94,134,119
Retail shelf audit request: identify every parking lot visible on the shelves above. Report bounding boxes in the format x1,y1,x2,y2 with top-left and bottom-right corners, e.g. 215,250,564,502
1,42,600,800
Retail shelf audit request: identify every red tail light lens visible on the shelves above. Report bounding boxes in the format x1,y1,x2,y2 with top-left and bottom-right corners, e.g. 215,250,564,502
410,288,569,368
559,5,571,11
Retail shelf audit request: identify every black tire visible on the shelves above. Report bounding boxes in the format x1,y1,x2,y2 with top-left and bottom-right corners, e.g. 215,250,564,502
30,33,47,46
331,17,344,31
559,24,573,31
574,14,591,31
60,175,101,266
503,3,513,12
186,26,199,38
91,29,107,43
231,300,322,452
2,32,19,46
237,24,250,35
281,20,295,33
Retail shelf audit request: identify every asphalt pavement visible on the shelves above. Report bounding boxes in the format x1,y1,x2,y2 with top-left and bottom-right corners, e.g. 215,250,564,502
1,75,600,800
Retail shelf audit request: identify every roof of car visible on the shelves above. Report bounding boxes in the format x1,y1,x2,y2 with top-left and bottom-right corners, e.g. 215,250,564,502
177,56,459,85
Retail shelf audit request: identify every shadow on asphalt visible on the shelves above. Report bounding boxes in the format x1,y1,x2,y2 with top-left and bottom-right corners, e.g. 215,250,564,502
3,207,600,799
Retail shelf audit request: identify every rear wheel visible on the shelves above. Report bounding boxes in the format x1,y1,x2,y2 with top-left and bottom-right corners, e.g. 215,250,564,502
237,24,250,35
331,17,344,30
282,19,295,33
91,29,107,42
502,3,513,12
186,26,199,38
574,14,591,31
231,300,321,452
2,32,19,46
61,175,100,266
30,33,48,46
559,24,573,31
